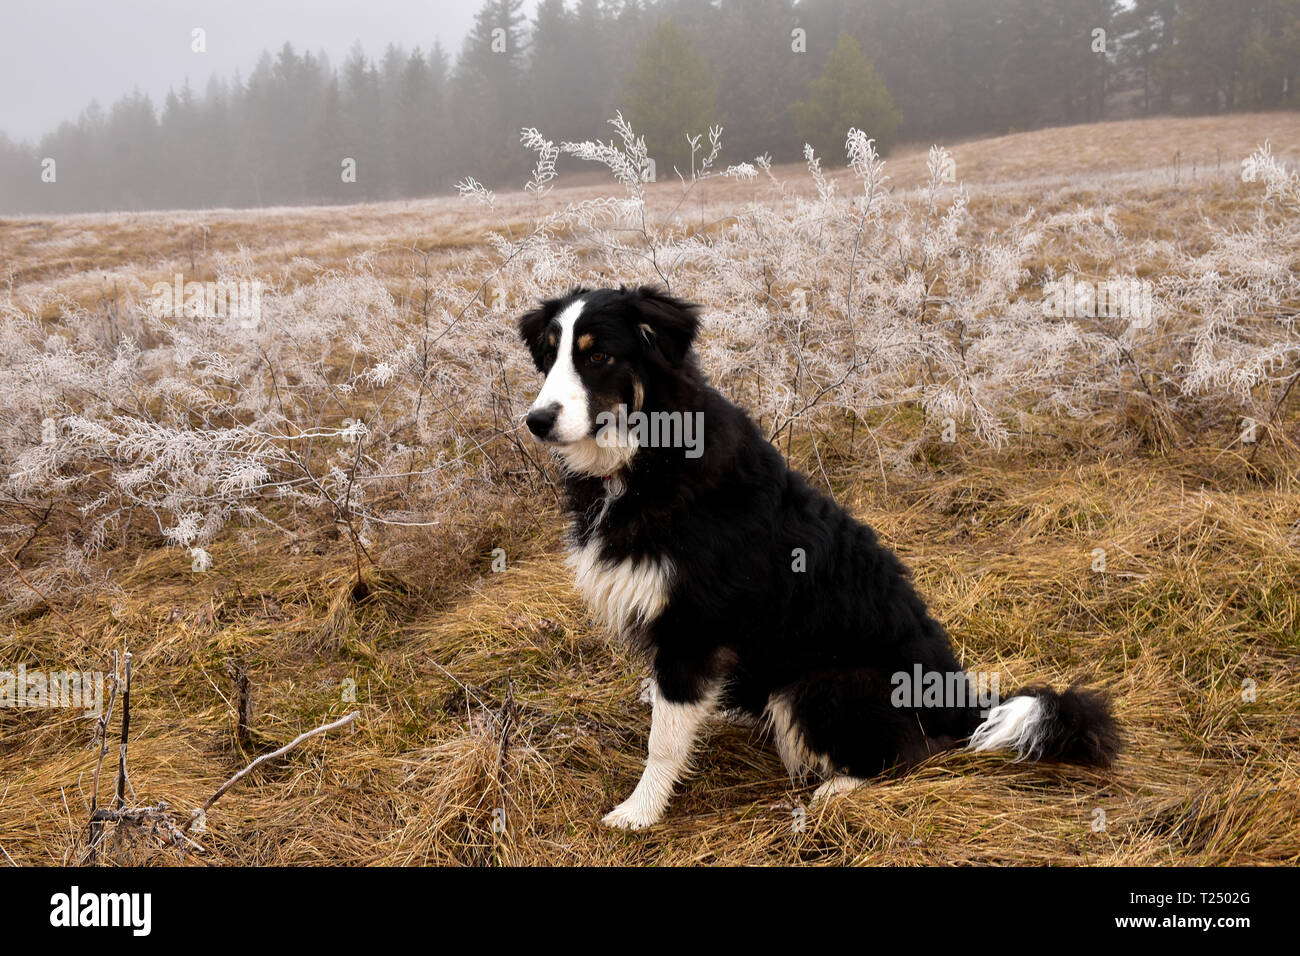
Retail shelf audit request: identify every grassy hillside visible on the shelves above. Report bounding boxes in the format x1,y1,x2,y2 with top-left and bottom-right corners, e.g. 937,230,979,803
1,112,1298,866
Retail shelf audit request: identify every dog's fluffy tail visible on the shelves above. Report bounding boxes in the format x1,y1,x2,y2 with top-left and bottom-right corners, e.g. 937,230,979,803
967,684,1120,767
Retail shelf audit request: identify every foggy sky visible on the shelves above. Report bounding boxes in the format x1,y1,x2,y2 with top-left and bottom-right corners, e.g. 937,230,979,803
0,0,515,144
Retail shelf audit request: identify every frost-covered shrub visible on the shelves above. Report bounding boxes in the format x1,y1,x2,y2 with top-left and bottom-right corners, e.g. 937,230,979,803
1,117,1295,609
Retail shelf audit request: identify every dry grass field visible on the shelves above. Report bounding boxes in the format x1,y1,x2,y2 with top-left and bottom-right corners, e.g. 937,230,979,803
2,112,1299,866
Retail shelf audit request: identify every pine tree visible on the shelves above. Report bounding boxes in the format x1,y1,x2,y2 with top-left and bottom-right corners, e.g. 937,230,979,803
1239,0,1300,110
452,0,530,184
620,17,717,175
844,0,956,141
714,0,805,163
795,33,901,158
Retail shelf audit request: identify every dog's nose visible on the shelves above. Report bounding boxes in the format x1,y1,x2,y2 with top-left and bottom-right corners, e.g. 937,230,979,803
525,405,558,438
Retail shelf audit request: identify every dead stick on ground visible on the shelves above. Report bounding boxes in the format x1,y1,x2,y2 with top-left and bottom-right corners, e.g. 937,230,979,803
180,710,359,834
86,649,121,862
496,676,516,793
114,653,133,810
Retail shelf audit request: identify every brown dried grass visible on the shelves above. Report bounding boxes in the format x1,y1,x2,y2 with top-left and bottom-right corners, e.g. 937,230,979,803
2,426,1297,866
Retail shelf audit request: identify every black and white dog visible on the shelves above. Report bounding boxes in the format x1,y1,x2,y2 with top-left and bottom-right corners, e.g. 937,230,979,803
518,285,1119,829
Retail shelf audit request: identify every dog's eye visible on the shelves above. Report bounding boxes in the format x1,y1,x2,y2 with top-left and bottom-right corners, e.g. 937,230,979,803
589,352,610,364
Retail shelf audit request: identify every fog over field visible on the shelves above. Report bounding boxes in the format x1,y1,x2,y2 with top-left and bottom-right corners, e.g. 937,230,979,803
2,1,1296,213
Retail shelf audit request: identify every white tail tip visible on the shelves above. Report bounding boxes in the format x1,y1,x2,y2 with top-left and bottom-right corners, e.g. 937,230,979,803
968,694,1043,760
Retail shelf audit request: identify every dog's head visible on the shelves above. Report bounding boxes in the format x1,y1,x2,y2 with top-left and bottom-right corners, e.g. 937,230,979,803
517,285,700,470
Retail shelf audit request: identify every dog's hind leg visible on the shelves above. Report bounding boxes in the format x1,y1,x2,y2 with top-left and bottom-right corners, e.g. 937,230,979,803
602,683,720,830
766,669,952,790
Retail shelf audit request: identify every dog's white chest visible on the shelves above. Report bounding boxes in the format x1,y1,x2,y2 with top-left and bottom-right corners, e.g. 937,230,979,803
567,536,673,637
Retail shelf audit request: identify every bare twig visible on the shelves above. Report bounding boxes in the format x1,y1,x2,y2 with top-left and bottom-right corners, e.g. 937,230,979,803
86,649,120,862
114,652,133,811
89,804,208,855
180,710,360,833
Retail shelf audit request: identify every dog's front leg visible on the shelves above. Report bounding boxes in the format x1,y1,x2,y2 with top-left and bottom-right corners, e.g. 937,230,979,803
602,683,718,830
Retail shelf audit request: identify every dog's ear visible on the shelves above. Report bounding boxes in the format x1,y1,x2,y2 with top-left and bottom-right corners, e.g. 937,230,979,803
629,285,701,368
517,303,555,370
518,288,588,370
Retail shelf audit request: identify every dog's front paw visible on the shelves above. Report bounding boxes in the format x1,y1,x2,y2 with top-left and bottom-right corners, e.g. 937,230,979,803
811,775,867,804
601,798,661,830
